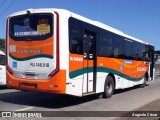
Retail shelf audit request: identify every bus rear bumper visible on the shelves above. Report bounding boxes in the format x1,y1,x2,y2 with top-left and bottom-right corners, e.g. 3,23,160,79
7,70,66,94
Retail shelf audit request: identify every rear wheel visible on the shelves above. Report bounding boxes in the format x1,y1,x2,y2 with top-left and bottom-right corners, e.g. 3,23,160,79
103,76,115,98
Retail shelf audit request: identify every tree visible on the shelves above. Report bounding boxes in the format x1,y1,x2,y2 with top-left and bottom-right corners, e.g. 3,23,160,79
0,38,5,52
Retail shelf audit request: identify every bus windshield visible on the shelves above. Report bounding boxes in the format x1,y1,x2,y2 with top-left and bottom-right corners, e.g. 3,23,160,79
9,13,53,40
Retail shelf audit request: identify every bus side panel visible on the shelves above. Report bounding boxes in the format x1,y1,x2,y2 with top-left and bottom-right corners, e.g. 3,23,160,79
7,70,66,94
69,53,84,96
96,72,108,93
96,57,148,89
69,78,83,96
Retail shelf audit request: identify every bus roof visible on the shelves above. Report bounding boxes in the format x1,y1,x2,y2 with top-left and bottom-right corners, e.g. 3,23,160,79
9,8,151,45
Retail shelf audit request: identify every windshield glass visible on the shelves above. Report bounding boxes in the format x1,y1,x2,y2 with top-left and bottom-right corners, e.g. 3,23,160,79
9,13,53,40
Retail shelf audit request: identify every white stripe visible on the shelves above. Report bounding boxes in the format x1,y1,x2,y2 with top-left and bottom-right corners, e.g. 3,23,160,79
14,107,34,111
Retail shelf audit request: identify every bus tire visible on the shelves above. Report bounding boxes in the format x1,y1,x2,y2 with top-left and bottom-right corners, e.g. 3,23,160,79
141,75,147,88
103,76,115,98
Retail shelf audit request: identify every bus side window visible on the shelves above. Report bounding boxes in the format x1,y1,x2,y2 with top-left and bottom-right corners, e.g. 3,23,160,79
113,36,124,58
141,45,145,60
134,42,146,60
70,30,83,54
114,48,118,58
124,40,134,59
98,34,112,57
145,45,151,61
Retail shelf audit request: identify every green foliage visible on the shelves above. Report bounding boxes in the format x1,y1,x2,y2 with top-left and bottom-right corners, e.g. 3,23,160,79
0,38,5,52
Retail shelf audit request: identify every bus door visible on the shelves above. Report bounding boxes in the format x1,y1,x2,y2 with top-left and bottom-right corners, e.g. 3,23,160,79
83,30,96,94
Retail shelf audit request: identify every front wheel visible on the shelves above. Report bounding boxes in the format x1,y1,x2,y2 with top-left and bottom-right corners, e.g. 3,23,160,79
140,75,147,88
103,76,115,98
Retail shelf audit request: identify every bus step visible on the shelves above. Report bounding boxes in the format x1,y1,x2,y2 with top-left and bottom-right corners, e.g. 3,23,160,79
82,92,96,96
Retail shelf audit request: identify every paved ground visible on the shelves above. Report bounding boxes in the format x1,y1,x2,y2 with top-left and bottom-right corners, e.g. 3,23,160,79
117,76,160,120
117,98,160,120
0,77,160,120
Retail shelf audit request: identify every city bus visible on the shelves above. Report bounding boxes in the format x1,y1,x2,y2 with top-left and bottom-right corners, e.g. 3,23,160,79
6,8,155,97
0,50,6,86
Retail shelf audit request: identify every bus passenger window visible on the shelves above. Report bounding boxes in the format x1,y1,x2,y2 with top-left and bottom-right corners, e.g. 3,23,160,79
112,37,124,58
124,40,134,59
134,42,146,60
98,35,112,57
144,45,151,61
114,48,118,58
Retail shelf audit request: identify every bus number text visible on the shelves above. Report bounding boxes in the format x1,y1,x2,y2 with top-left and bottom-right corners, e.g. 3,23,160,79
30,63,49,67
70,57,83,62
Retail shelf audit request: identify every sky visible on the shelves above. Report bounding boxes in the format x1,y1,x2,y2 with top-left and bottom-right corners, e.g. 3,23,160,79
0,0,160,50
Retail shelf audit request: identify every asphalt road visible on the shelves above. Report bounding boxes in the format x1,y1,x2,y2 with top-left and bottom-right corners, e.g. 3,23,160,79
0,77,160,120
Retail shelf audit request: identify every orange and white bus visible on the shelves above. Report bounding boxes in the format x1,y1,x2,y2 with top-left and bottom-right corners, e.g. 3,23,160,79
6,8,155,97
